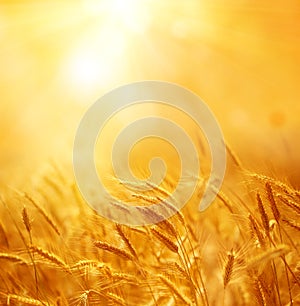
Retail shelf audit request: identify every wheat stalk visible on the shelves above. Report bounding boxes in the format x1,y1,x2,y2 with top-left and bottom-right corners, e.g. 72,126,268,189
247,245,290,269
6,294,48,306
0,221,9,248
107,292,126,306
150,227,178,253
94,241,135,261
265,182,280,222
254,278,267,306
159,275,192,305
0,253,27,265
24,194,61,236
277,194,300,214
223,250,235,289
249,214,266,248
116,224,138,259
29,245,68,270
22,206,31,234
257,193,270,234
282,219,300,232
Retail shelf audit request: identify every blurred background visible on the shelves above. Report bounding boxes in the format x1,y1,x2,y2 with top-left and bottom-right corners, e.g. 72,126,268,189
0,0,300,188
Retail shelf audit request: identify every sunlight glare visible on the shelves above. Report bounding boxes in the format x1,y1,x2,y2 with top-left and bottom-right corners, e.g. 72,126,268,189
66,48,113,95
70,51,100,86
83,0,150,33
64,27,127,98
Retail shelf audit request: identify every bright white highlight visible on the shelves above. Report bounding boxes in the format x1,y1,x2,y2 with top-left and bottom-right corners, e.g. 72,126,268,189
82,0,150,32
68,50,101,88
65,28,126,94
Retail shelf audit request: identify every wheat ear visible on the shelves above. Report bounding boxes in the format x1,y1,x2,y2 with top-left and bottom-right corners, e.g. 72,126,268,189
116,224,138,259
247,245,289,269
0,221,9,248
6,294,47,306
150,227,178,253
22,206,31,234
94,241,134,261
265,182,280,222
29,245,68,270
257,193,269,234
0,253,27,265
249,214,266,248
282,219,300,232
223,250,235,289
24,194,60,236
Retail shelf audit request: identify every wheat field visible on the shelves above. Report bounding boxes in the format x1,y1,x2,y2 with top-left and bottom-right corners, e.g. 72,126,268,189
1,0,300,305
0,148,300,305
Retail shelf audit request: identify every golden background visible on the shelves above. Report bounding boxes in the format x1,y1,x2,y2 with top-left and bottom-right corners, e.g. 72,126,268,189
1,0,299,187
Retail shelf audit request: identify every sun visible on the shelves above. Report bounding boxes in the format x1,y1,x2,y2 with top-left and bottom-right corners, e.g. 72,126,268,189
61,0,151,96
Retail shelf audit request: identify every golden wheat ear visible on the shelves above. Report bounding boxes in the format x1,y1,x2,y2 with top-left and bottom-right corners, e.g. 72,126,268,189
24,193,61,236
0,253,27,265
223,250,235,289
115,224,138,259
29,245,69,271
5,294,48,306
94,241,135,261
150,227,178,253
